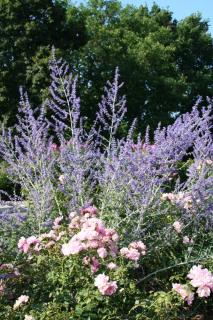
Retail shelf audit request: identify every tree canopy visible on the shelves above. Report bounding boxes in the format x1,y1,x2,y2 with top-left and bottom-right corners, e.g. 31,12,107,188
0,0,87,122
0,0,213,131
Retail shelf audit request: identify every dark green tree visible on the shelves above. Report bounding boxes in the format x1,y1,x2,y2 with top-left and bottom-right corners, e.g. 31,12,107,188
0,0,87,124
70,1,213,131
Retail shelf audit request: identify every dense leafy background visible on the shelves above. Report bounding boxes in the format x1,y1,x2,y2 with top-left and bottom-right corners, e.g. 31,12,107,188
0,0,213,131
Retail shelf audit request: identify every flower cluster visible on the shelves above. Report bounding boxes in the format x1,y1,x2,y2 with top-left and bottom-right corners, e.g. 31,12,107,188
187,265,213,298
172,265,213,304
172,221,194,245
162,192,193,210
62,208,147,295
16,206,147,298
18,236,40,254
120,241,147,261
182,236,193,245
94,274,118,296
18,217,65,253
62,207,119,260
172,283,194,305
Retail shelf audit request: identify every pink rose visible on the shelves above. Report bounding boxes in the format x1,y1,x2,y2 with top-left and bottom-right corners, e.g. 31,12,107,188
18,236,40,253
97,247,108,259
172,283,194,305
107,262,117,270
173,221,183,233
18,237,30,253
100,281,118,295
197,286,211,298
61,240,84,256
120,247,140,261
183,236,193,244
81,206,98,217
94,274,109,288
53,216,63,229
129,241,147,255
13,295,29,310
94,274,118,296
187,265,213,297
126,248,140,261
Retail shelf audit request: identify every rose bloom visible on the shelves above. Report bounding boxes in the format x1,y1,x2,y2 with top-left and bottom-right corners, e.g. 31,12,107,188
94,274,117,296
173,221,183,233
53,216,63,229
97,247,108,259
129,241,146,255
126,248,140,261
69,216,81,229
161,193,175,201
18,237,30,253
107,262,117,270
111,232,119,242
13,295,29,310
82,218,105,233
18,236,40,253
61,240,84,256
183,236,193,244
100,281,118,295
120,247,129,256
69,211,77,220
187,265,213,297
0,263,14,270
75,229,99,241
172,283,194,305
120,247,140,261
94,274,109,288
33,242,42,252
82,256,91,266
81,206,98,217
197,286,211,298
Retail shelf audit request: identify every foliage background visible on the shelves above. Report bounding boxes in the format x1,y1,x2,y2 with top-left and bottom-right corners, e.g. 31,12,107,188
0,0,213,132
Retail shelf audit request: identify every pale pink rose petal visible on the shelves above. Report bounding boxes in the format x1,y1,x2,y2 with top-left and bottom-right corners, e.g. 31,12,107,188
107,262,117,270
97,247,108,259
197,286,211,298
173,221,183,233
13,295,29,310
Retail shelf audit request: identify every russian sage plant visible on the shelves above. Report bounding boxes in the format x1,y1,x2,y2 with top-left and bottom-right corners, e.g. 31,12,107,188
0,54,212,239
